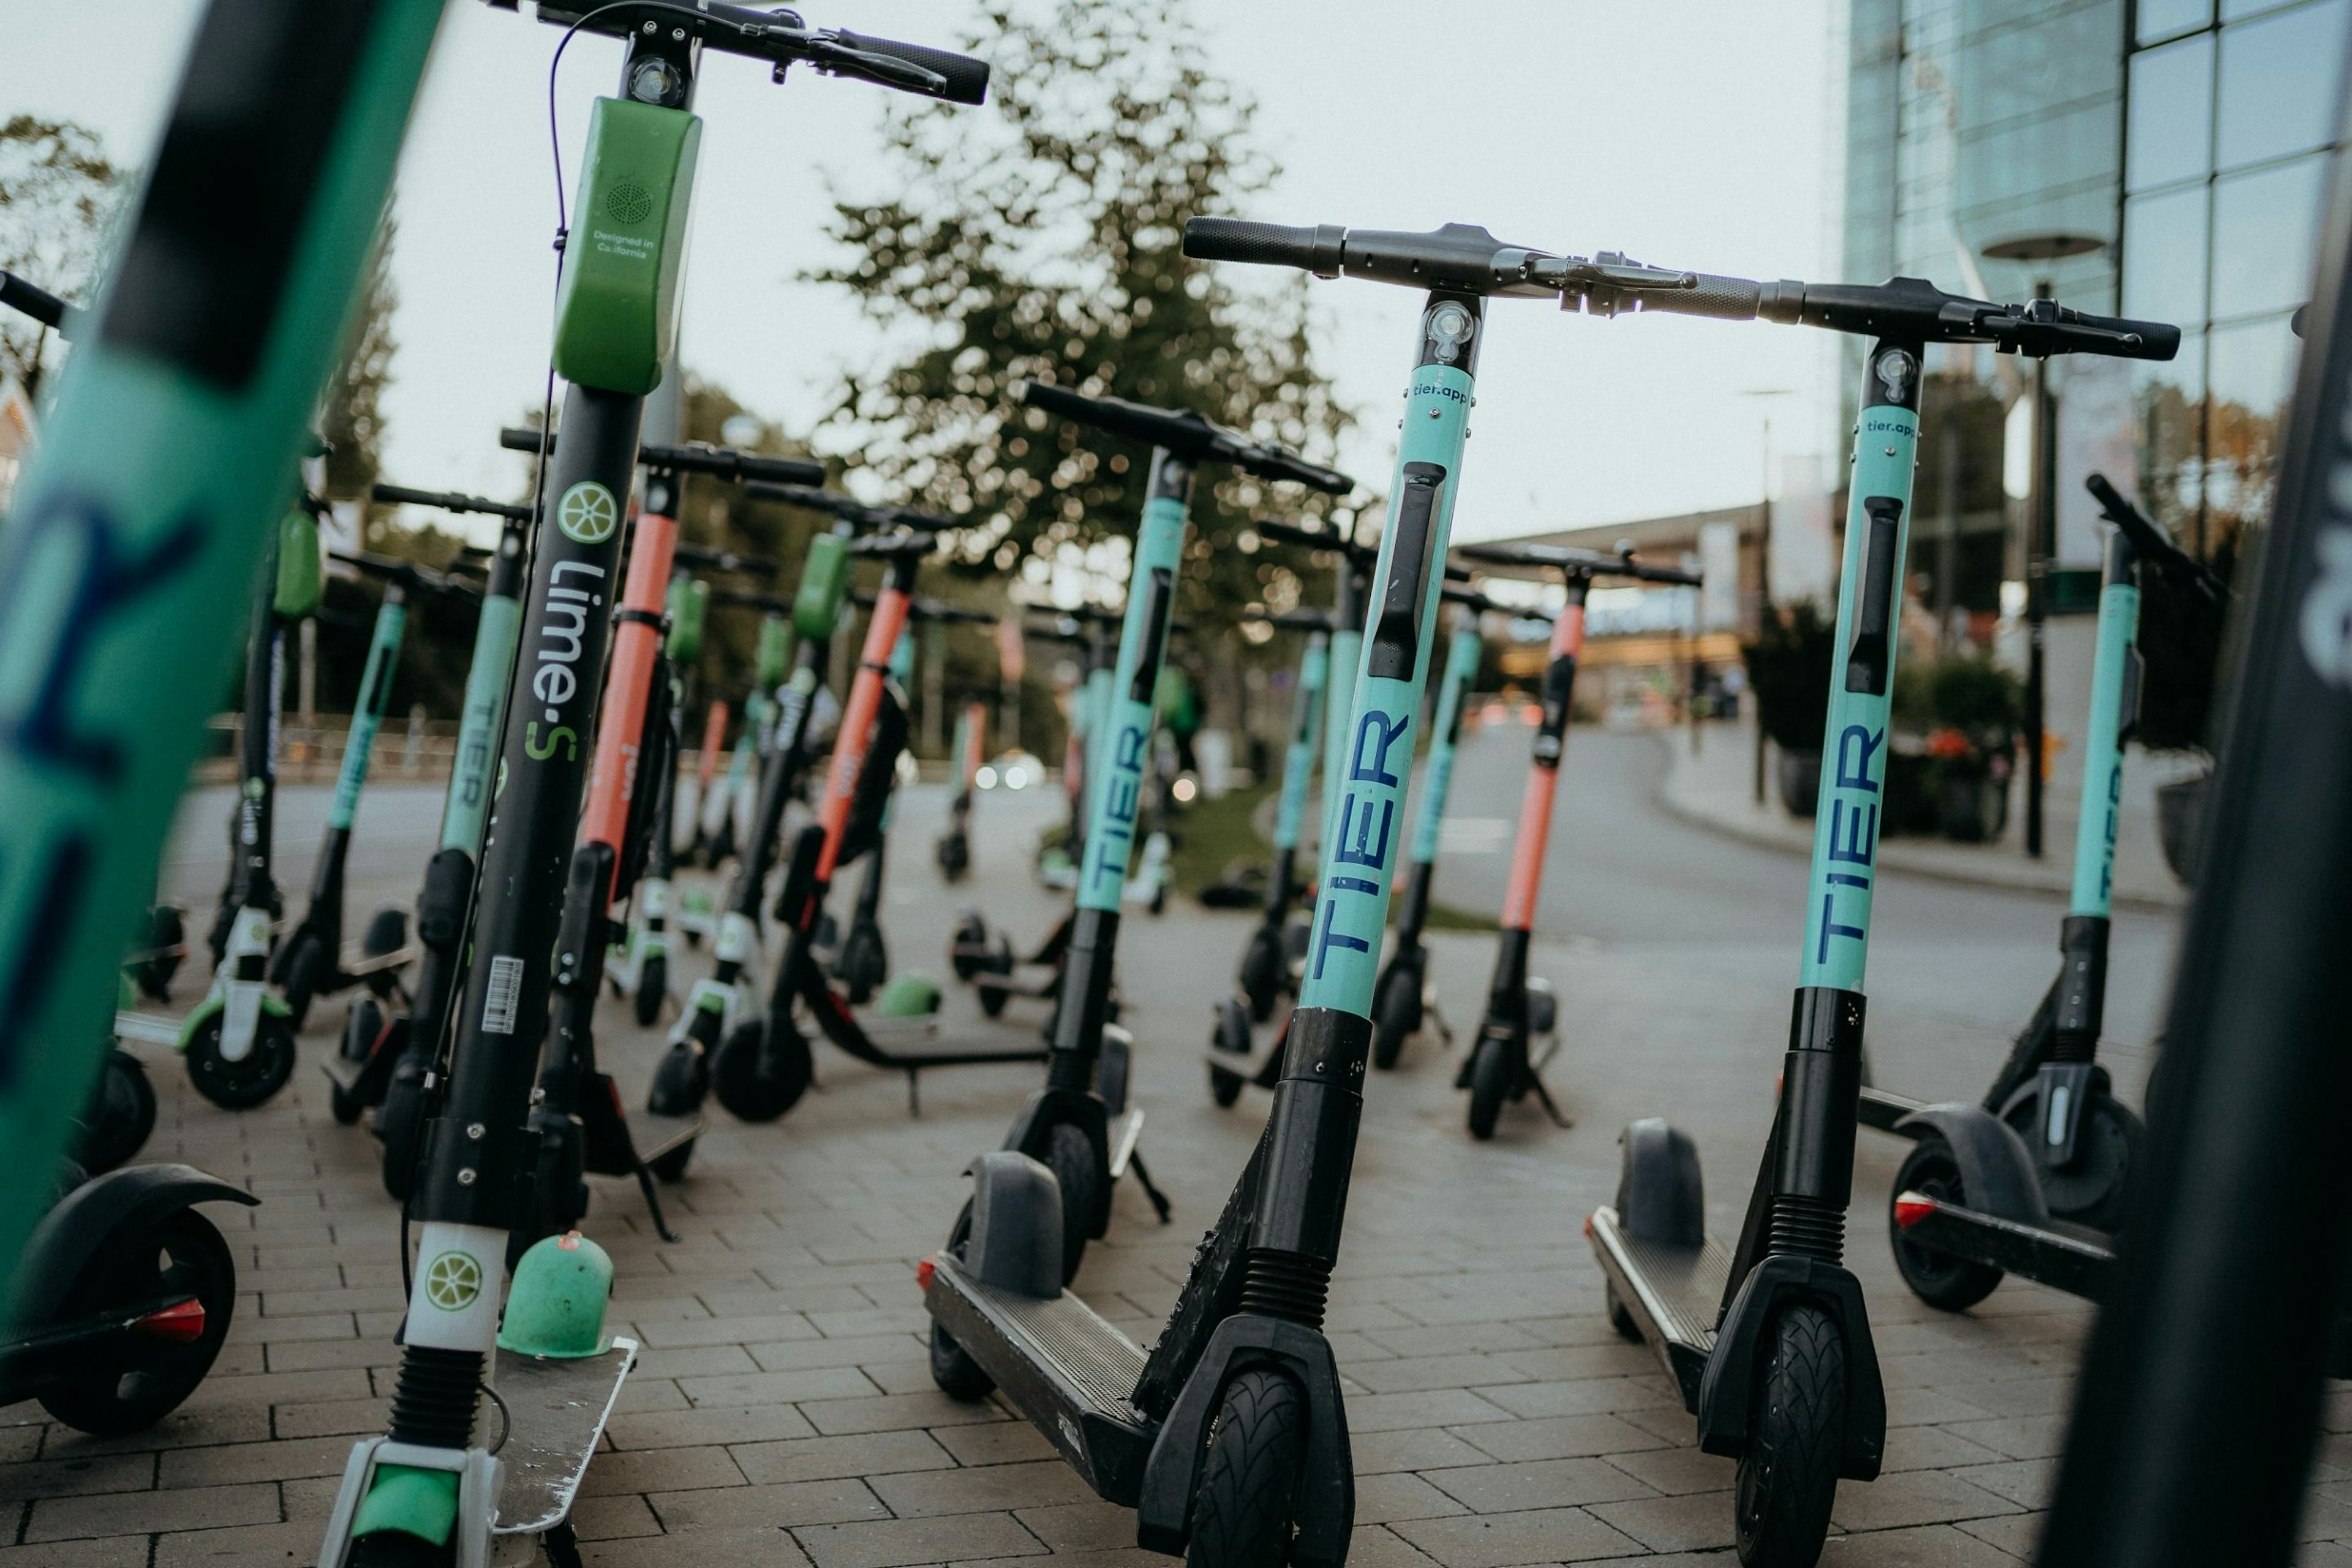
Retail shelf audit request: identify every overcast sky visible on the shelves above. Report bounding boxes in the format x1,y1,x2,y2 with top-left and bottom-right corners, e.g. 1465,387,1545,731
7,0,1841,543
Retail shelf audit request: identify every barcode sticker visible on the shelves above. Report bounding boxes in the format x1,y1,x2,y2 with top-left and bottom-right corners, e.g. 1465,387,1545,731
481,955,525,1035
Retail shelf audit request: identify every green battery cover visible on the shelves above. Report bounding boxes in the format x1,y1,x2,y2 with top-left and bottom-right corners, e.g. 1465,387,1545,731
552,97,702,396
793,532,851,643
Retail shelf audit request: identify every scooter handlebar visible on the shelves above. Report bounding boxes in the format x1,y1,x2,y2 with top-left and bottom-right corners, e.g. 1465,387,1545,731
499,427,825,485
371,482,533,521
0,269,67,330
1252,518,1372,560
1014,380,1352,492
2086,473,2228,608
1179,219,1347,276
827,29,989,104
1455,539,1701,586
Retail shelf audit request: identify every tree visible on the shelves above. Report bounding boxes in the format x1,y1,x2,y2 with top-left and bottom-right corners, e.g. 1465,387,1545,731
0,116,121,398
326,206,399,505
811,0,1354,640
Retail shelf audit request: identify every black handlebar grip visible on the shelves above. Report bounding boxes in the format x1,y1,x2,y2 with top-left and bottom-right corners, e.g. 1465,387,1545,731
0,270,67,329
1181,219,1346,276
2069,309,2182,361
1639,273,1763,321
1251,451,1354,495
732,451,828,485
831,31,989,104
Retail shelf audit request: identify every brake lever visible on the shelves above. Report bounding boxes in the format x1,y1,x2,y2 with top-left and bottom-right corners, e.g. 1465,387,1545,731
1542,252,1702,318
805,36,946,92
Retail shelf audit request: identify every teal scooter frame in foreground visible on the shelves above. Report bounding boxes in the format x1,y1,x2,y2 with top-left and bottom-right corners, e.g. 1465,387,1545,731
1583,270,2177,1568
924,216,1694,1565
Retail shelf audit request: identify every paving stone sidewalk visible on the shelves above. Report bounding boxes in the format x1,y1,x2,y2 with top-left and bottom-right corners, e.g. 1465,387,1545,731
17,774,2342,1567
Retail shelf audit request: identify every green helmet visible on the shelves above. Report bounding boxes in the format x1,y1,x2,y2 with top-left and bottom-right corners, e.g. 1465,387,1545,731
875,973,943,1018
497,1231,614,1359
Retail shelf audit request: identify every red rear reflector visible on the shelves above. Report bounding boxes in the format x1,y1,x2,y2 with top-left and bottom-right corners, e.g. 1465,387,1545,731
915,1257,936,1292
1893,1193,1936,1231
134,1297,207,1344
1581,1216,1594,1238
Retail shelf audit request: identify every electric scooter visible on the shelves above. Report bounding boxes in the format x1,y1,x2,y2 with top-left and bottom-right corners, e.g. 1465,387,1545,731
604,572,709,1027
1368,585,1491,1070
273,549,472,1033
936,696,989,881
674,698,729,868
1871,473,2230,1313
1449,539,1703,1139
336,481,533,1193
1231,606,1331,1026
924,214,1567,1564
831,594,997,1003
173,497,322,1109
1579,268,2177,1567
710,516,1050,1121
322,13,980,1566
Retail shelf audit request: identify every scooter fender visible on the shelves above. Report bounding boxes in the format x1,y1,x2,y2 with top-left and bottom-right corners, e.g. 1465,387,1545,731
1891,1102,2051,1224
1001,1088,1111,1240
1998,1062,2106,1173
1135,1313,1353,1567
1694,1254,1885,1481
173,987,290,1054
15,1164,259,1324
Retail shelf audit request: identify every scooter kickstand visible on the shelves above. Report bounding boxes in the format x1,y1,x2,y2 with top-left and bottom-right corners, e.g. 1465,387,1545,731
906,1070,921,1117
1128,1150,1173,1224
631,1159,680,1243
1528,1068,1574,1129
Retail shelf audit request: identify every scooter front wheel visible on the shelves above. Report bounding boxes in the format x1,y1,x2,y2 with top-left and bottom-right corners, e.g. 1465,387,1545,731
1370,963,1419,1071
343,1529,454,1566
1237,925,1284,1023
1466,1037,1510,1141
713,1019,812,1123
647,1035,710,1118
1186,1368,1305,1568
78,1051,156,1174
633,954,668,1030
376,1061,430,1201
185,1010,297,1110
1207,998,1250,1109
1733,1302,1845,1568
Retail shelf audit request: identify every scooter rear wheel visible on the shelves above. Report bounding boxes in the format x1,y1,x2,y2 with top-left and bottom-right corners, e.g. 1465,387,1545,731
929,1201,996,1400
1207,999,1250,1109
185,1009,296,1110
1466,1037,1510,1141
37,1208,235,1436
633,954,668,1030
1888,1135,2005,1312
1733,1301,1844,1568
78,1051,156,1174
1186,1368,1305,1568
713,1019,812,1123
1999,1080,2144,1232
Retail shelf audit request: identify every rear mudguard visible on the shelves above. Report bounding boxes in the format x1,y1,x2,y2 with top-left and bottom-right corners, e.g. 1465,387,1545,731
15,1164,258,1324
1891,1103,2050,1223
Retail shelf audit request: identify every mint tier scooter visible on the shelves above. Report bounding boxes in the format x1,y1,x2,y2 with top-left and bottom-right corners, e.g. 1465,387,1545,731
950,606,1120,1019
924,215,1646,1563
935,380,1351,1291
831,594,997,1003
274,548,480,1035
322,7,980,1562
1873,474,2229,1313
339,483,533,1192
1369,586,1493,1071
1581,271,2176,1567
669,602,794,941
2035,151,2352,1568
1450,540,1702,1140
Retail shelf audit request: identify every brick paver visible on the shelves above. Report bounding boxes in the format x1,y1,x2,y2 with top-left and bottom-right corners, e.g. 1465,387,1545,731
25,756,2334,1566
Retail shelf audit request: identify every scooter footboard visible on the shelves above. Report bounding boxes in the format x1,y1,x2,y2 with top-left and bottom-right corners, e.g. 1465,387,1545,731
1586,1204,1725,1411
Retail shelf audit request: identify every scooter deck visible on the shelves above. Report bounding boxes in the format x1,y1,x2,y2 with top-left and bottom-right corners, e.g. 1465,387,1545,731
1893,1191,2114,1300
1857,1086,1929,1137
632,1111,701,1164
974,965,1057,1003
1586,1204,1732,1411
492,1336,639,1537
924,1255,1155,1502
1105,1106,1144,1181
113,1010,184,1049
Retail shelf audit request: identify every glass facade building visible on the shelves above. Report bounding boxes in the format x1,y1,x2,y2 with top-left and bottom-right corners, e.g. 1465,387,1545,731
1841,0,2349,605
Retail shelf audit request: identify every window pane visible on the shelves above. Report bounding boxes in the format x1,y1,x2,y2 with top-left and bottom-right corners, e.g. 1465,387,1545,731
2128,35,2217,190
2217,0,2352,170
2143,0,2214,38
2135,330,2207,528
2212,152,2330,317
2207,312,2297,532
2124,186,2212,321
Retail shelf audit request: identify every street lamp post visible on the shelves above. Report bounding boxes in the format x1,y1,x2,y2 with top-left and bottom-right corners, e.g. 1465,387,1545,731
1982,232,2105,861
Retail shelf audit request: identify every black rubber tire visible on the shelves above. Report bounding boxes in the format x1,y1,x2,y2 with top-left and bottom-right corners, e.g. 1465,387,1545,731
1238,925,1283,1023
1043,1122,1101,1286
633,954,668,1030
713,1019,812,1123
344,1532,454,1567
36,1209,236,1436
1605,1281,1641,1343
329,1074,368,1128
138,905,184,1003
1186,1368,1305,1568
1733,1302,1845,1568
185,1009,297,1110
341,996,384,1065
647,1137,695,1185
275,934,326,1033
646,1037,709,1118
1888,1134,2007,1313
2000,1081,2145,1232
1371,963,1419,1072
929,1200,996,1400
78,1052,156,1174
1207,1001,1249,1109
949,915,989,981
937,831,969,882
1466,1038,1510,1142
837,923,888,1007
978,944,1014,1018
376,1063,430,1202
